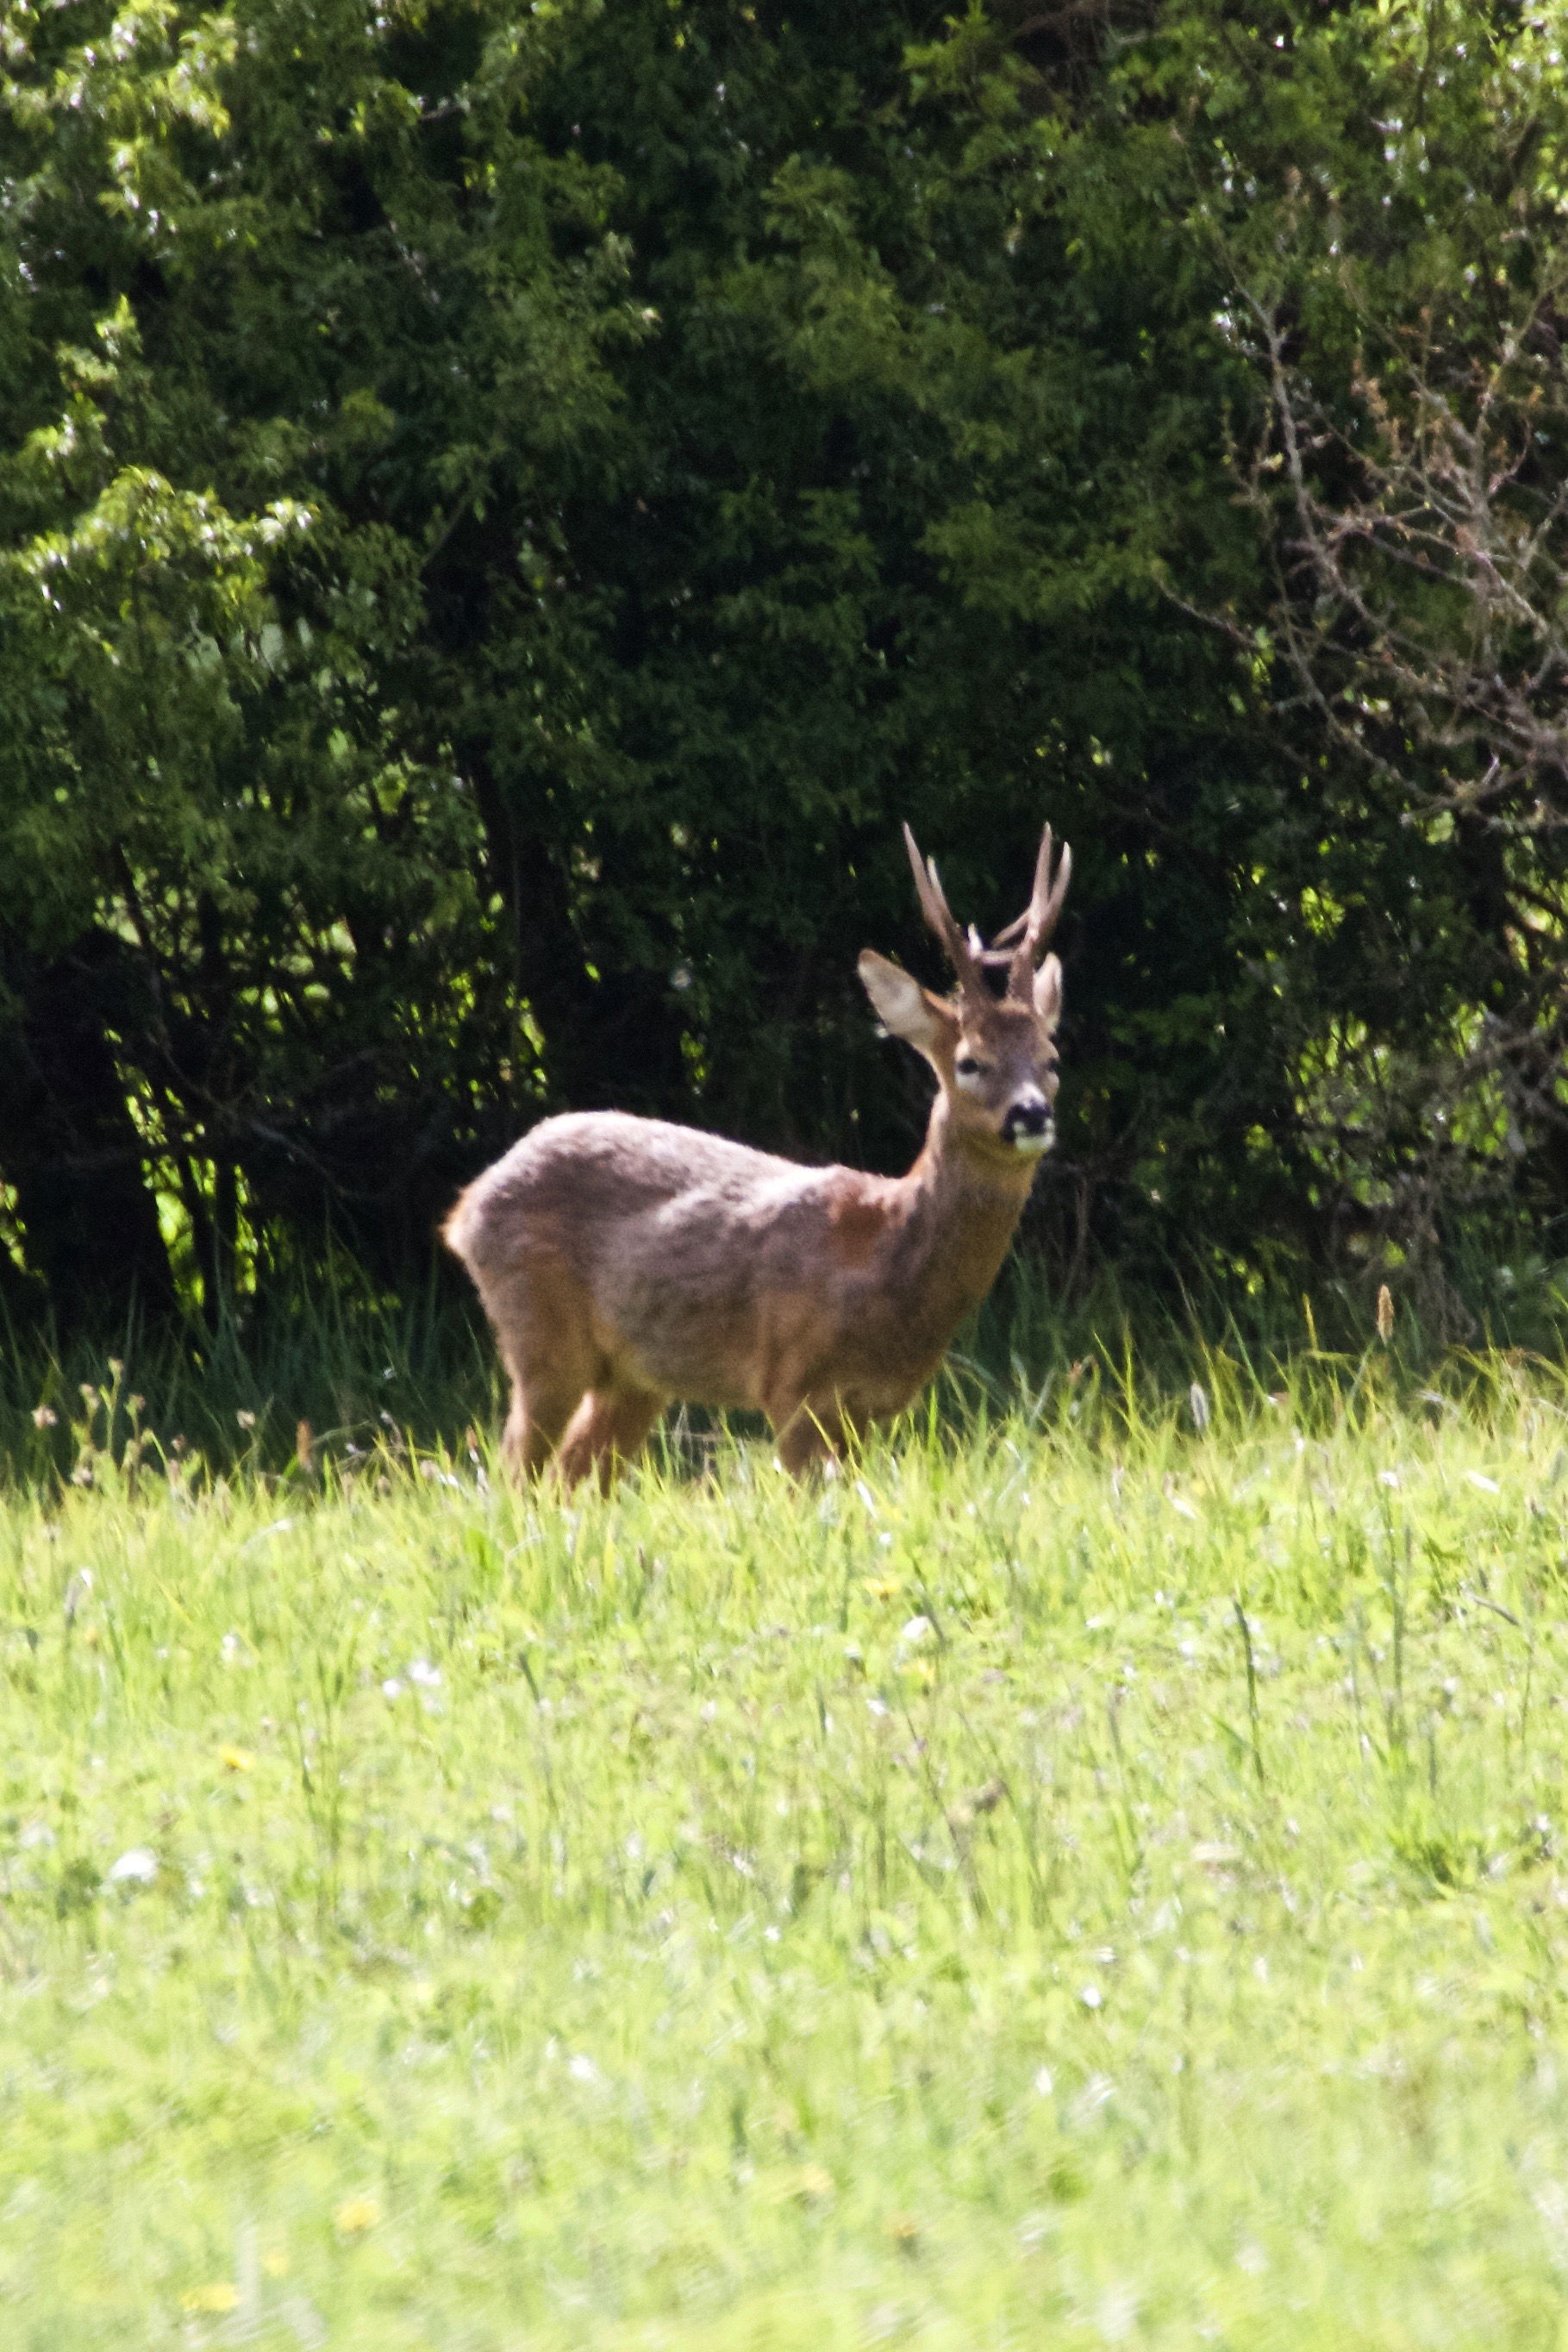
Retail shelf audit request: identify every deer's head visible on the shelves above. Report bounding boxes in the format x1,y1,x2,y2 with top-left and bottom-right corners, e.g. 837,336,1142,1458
858,822,1071,1171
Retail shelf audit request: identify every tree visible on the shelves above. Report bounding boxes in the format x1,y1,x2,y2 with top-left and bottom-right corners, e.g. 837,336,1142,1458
5,0,1568,1340
1161,0,1568,1304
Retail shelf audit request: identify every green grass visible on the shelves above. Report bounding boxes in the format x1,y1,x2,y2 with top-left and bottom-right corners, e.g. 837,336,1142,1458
5,1345,1568,2347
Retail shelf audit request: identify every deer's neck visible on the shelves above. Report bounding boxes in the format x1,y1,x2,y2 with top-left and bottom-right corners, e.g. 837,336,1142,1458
884,1096,1035,1337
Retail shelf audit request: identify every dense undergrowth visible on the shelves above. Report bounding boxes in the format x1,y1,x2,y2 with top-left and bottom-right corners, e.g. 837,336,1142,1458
5,1297,1568,2344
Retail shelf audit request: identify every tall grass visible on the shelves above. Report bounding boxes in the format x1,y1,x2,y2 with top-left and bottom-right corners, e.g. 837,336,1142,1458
0,1271,494,1489
4,1334,1568,2344
9,1238,1568,1486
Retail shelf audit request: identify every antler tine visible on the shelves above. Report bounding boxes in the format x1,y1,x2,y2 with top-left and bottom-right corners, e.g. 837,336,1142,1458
988,831,1066,945
902,823,987,1002
996,825,1072,998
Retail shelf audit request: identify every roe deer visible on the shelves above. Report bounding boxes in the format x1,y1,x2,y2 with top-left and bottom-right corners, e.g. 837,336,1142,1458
444,821,1071,1486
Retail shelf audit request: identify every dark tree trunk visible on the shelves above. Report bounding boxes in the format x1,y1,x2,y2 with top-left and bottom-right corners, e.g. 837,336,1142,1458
0,936,177,1334
465,747,690,1121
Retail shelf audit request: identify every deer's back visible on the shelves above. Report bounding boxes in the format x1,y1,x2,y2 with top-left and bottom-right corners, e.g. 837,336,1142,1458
451,1112,812,1248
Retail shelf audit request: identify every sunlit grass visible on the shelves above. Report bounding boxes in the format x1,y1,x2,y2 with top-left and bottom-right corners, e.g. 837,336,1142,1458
5,1346,1568,2344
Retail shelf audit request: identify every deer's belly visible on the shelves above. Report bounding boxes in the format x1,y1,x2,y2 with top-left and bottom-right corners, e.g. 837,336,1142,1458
609,1284,943,1423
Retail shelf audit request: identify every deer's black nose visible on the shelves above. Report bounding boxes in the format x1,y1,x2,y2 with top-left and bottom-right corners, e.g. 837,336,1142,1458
1002,1094,1052,1146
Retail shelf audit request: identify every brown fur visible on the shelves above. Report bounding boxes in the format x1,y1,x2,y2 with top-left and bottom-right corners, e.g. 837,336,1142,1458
444,827,1070,1486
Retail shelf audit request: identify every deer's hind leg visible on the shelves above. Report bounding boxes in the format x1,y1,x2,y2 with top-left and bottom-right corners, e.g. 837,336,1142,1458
555,1382,665,1492
502,1373,588,1479
473,1255,597,1481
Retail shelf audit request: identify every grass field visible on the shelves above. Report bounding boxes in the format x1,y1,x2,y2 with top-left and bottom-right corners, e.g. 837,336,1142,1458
5,1342,1568,2348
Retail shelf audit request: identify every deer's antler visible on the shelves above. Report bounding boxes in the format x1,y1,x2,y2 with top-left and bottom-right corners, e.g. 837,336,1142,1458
902,824,990,1009
904,820,1071,1005
988,824,1072,1000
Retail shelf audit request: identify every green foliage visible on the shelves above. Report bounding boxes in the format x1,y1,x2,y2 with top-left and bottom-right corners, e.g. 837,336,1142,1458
7,1370,1568,2340
4,0,1568,1332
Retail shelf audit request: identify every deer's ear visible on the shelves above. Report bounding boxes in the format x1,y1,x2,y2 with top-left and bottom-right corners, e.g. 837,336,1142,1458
1033,953,1063,1032
858,951,955,1059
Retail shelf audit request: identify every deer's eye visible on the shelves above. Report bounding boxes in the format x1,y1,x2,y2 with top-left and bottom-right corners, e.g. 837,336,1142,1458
954,1053,986,1079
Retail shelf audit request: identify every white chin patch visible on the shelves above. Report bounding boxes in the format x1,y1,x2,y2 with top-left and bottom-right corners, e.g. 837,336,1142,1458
1009,1129,1054,1158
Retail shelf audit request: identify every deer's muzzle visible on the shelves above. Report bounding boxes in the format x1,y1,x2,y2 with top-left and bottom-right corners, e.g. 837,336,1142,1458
1001,1095,1054,1154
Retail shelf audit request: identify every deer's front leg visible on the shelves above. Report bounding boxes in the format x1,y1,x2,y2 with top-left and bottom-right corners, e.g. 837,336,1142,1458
771,1392,866,1479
